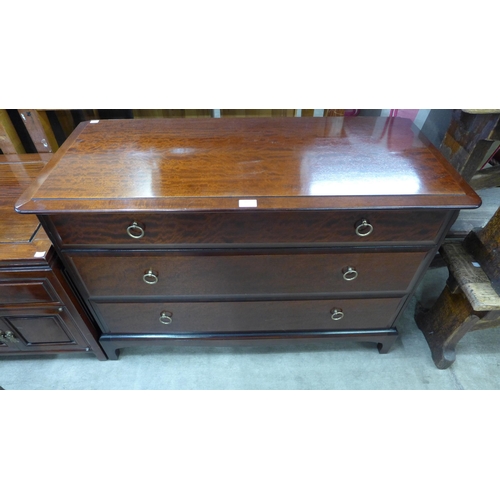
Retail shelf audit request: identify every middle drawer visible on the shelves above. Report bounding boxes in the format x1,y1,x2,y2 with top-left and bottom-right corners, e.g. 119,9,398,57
66,249,430,299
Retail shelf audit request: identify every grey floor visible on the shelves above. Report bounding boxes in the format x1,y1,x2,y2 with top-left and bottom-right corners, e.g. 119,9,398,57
1,264,499,390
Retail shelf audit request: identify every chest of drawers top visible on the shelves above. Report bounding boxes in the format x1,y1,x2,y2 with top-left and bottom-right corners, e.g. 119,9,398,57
15,117,480,215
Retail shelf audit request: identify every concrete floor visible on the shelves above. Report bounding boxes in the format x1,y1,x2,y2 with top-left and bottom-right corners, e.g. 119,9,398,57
1,265,499,390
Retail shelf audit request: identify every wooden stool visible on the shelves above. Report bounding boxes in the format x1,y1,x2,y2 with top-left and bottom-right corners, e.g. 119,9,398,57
440,109,500,183
416,206,500,369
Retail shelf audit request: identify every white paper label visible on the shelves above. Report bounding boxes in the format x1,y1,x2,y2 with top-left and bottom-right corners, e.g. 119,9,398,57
34,251,46,258
90,120,99,124
239,199,257,208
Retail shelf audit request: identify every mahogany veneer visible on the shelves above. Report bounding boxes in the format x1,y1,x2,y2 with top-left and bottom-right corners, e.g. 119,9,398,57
16,118,481,360
66,249,430,298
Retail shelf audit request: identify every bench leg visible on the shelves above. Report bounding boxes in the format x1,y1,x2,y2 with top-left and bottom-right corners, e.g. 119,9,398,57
415,285,481,369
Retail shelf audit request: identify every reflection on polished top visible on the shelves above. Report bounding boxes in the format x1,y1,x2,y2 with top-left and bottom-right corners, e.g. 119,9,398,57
16,117,481,213
0,154,51,261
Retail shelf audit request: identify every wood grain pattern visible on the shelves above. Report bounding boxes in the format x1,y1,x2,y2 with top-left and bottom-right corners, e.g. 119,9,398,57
477,206,500,252
0,155,51,260
47,209,449,248
95,297,402,334
415,285,481,369
470,164,500,190
415,204,500,368
441,242,500,311
0,153,106,359
16,117,481,213
68,249,429,299
18,118,481,360
464,206,500,286
440,109,500,181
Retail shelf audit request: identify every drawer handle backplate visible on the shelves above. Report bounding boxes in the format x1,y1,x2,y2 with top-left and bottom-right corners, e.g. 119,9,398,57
143,268,159,285
331,308,344,321
342,266,358,281
127,221,145,239
159,311,173,325
0,330,19,343
355,219,373,237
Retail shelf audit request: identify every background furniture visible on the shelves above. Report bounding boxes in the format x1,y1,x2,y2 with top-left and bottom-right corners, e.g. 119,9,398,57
16,117,480,360
0,109,456,154
440,109,500,185
0,153,105,359
416,206,500,369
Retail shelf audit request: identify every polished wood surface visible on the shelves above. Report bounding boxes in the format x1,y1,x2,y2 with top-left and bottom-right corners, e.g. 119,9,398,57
0,154,52,262
48,209,449,248
0,153,106,359
0,306,87,353
100,330,399,360
18,118,480,359
0,280,55,304
16,117,481,213
68,249,429,299
0,253,106,359
0,206,39,243
8,315,75,344
96,297,402,334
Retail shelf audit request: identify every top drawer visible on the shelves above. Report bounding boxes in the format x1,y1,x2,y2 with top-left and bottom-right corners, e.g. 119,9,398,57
47,210,449,248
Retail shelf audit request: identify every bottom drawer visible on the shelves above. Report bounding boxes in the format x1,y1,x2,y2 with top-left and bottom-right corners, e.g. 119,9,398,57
95,298,403,334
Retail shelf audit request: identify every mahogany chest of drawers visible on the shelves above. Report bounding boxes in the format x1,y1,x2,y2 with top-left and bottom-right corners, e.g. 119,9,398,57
16,117,481,360
1,154,105,359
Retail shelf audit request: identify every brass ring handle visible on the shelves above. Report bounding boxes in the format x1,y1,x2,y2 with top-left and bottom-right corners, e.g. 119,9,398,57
143,268,159,285
342,266,358,281
127,221,145,239
355,219,373,237
3,331,19,342
331,308,344,321
159,311,173,325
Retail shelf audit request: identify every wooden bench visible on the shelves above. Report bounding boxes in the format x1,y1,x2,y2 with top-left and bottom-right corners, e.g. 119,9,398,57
415,206,500,369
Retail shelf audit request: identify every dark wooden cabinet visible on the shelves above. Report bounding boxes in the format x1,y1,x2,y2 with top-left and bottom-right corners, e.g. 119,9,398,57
0,259,105,358
0,154,105,359
0,306,86,353
16,118,481,359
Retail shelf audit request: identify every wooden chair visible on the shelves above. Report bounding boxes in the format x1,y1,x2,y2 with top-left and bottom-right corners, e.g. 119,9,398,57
440,109,500,183
415,206,500,368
